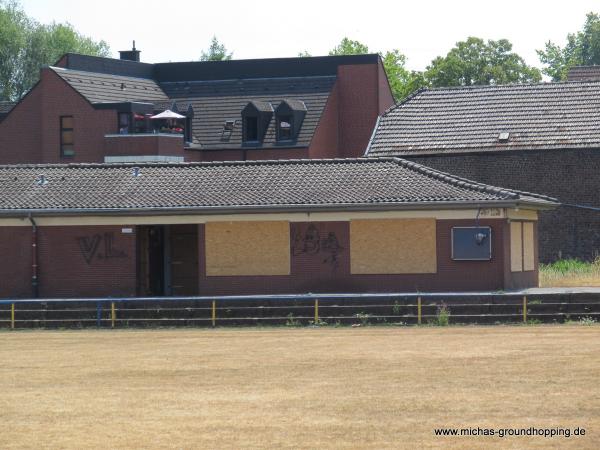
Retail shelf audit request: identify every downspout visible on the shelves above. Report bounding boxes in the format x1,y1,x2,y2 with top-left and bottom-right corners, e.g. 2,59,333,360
27,214,39,298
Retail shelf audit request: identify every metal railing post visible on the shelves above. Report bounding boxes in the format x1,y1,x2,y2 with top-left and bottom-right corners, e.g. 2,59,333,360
523,296,527,323
314,299,319,324
96,302,102,328
417,296,422,325
111,302,116,328
11,303,15,330
211,300,216,327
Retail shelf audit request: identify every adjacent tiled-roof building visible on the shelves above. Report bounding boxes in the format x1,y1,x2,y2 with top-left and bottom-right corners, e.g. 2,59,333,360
366,76,600,262
368,81,600,156
0,48,394,164
567,65,600,82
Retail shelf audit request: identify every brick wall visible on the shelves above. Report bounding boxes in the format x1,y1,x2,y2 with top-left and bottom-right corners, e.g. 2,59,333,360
196,219,520,296
0,69,118,164
104,134,185,157
0,225,136,299
406,148,600,262
0,226,33,298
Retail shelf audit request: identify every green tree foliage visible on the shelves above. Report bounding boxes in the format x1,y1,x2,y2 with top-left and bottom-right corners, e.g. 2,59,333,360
0,0,109,101
381,50,428,101
200,35,233,61
425,37,541,87
538,12,600,81
328,37,369,56
328,37,425,101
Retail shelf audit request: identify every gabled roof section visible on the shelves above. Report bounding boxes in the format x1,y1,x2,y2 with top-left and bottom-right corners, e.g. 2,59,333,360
367,81,600,156
567,65,600,82
0,158,557,215
162,76,335,149
50,67,169,105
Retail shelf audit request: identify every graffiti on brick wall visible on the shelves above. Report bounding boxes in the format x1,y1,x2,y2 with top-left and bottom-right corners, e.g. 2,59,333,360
291,224,344,271
77,232,127,264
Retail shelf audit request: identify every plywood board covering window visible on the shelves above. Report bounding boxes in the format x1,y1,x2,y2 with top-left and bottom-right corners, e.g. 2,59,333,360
205,221,290,276
350,219,437,274
523,222,535,271
510,222,523,272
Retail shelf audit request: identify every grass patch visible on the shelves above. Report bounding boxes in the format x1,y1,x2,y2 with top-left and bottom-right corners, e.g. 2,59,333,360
539,258,600,287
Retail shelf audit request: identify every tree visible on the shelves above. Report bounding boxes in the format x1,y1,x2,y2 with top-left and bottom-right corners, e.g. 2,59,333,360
538,12,600,81
0,0,109,101
328,37,369,56
328,37,425,101
425,37,541,87
200,36,232,61
381,50,427,101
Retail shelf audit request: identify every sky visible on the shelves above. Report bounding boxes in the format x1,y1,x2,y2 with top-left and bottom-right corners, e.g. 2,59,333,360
17,0,600,71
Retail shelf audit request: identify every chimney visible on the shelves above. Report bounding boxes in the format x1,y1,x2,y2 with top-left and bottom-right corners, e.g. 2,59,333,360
119,40,141,62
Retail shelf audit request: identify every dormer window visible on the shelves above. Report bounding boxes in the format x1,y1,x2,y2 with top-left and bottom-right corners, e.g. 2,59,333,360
277,115,293,141
244,116,259,141
241,101,273,144
274,99,307,142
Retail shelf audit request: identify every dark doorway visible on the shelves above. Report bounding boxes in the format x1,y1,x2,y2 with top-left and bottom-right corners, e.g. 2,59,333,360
137,225,199,296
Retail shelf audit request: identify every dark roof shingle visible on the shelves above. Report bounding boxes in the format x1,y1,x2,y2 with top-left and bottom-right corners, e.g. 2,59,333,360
368,81,600,156
567,65,600,82
161,76,335,149
0,158,556,214
51,67,169,104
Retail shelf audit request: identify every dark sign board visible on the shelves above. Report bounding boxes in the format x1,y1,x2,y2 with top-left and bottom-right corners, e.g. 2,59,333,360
451,227,492,261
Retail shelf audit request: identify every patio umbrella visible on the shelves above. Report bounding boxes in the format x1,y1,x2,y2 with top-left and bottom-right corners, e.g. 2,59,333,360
150,109,186,119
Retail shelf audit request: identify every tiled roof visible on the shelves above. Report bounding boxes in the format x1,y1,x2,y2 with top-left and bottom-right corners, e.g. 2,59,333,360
51,67,169,104
567,65,600,82
161,76,335,149
0,101,15,122
0,101,15,114
368,81,600,156
50,66,334,150
0,158,556,214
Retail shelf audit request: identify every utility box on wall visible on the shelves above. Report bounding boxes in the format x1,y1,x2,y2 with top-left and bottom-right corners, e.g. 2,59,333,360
451,227,492,261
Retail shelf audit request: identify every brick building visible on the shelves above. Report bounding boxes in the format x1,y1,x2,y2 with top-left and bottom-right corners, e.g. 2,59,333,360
0,50,394,164
367,72,600,262
0,158,555,299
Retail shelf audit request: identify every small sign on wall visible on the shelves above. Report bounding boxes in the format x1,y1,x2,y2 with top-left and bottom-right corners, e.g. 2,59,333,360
121,227,134,234
451,227,492,261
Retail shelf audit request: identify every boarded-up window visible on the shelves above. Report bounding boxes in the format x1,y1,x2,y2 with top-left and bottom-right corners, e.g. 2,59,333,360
205,221,290,276
523,222,535,271
511,221,536,272
510,222,523,272
350,219,436,274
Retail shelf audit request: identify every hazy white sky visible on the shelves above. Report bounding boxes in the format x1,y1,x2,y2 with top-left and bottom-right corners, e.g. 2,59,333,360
18,0,600,71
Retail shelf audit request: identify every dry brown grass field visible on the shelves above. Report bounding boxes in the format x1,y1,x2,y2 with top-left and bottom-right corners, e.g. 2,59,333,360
1,326,599,449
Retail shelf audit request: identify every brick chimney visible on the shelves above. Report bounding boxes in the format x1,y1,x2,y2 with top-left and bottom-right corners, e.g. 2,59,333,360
119,41,141,62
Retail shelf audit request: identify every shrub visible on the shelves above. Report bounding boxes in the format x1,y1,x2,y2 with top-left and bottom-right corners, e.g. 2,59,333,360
435,303,450,326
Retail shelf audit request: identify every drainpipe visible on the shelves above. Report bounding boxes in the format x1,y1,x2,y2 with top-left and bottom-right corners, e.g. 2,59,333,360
27,214,39,298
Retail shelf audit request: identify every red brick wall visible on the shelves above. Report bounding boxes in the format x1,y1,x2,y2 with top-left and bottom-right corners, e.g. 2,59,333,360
0,85,43,163
196,219,518,296
105,134,185,157
0,227,33,298
184,147,309,162
309,82,340,159
0,69,119,164
377,59,396,113
0,218,536,299
40,69,117,163
36,226,137,298
337,64,380,158
0,225,136,299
